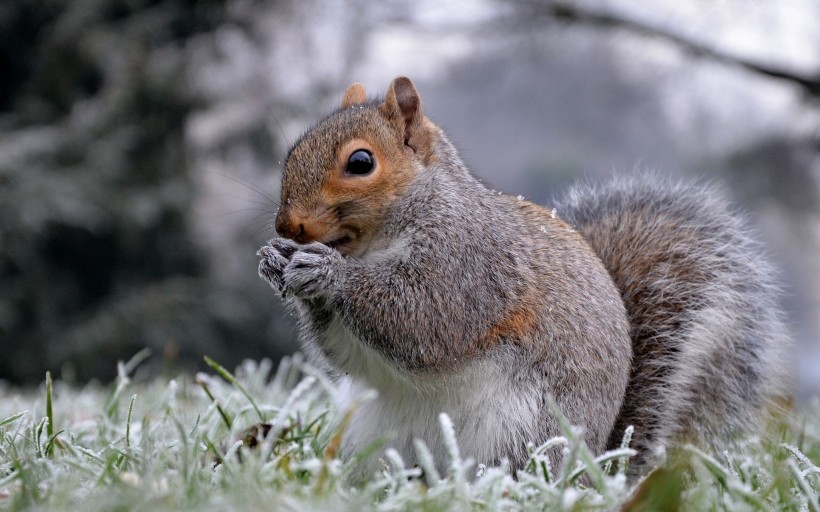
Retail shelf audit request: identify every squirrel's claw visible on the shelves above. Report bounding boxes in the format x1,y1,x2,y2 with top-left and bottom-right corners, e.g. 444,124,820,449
257,238,300,295
282,242,340,299
258,238,300,259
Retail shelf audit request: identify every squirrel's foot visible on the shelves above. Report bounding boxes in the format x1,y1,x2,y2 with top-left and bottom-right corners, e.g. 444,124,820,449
282,242,342,299
257,238,300,294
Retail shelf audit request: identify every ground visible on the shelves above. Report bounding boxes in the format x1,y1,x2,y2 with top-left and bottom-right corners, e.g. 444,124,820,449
0,353,817,511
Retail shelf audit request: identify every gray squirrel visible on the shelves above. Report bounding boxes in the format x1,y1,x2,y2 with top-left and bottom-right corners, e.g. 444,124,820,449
257,76,791,478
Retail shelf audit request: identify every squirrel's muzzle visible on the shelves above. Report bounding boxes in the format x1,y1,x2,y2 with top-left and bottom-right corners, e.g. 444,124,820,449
275,210,316,244
275,209,299,239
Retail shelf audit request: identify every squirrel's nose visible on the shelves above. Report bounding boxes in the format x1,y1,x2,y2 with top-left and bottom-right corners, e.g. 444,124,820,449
293,224,306,242
274,210,298,239
276,213,314,243
275,212,302,240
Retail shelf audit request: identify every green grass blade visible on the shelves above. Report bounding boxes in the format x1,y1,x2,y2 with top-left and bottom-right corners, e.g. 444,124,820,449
204,355,264,422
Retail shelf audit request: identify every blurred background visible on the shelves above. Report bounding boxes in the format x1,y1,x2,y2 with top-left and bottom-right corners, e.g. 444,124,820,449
1,0,818,399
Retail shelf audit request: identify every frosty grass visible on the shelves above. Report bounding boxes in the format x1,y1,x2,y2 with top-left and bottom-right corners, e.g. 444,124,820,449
0,352,817,511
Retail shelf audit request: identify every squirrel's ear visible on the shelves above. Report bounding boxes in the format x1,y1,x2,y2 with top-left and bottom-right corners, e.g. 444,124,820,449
383,76,427,153
341,83,367,108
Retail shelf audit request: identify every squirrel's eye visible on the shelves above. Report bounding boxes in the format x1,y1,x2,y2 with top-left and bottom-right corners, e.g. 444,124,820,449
346,149,374,175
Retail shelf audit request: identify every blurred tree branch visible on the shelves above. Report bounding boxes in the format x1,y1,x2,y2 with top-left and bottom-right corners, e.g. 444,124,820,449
521,0,820,99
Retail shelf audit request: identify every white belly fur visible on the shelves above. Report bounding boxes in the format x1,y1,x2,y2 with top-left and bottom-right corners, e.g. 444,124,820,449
321,315,539,477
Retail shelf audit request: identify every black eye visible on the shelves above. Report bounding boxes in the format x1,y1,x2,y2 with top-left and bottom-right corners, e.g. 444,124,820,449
346,149,374,175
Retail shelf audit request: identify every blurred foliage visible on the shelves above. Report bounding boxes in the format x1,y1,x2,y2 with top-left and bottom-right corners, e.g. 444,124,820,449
0,0,292,384
0,0,816,387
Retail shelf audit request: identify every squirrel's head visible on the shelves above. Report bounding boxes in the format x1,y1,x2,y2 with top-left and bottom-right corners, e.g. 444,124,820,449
275,76,438,257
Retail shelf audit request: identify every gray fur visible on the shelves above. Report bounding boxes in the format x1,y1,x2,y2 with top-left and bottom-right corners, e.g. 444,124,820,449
258,104,790,480
557,175,791,472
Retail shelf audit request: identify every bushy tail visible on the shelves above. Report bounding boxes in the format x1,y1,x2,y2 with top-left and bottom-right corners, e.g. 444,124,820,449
558,175,791,470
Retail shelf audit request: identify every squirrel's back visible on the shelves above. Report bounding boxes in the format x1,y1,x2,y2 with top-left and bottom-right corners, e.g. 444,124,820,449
558,175,791,468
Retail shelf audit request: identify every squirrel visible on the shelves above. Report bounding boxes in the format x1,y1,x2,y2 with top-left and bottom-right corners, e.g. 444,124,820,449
257,76,791,479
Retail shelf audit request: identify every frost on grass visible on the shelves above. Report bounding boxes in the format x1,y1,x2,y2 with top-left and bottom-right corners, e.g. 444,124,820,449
0,354,818,511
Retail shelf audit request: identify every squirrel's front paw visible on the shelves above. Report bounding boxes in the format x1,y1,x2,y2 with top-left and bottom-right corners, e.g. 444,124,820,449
282,242,342,298
257,238,300,294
